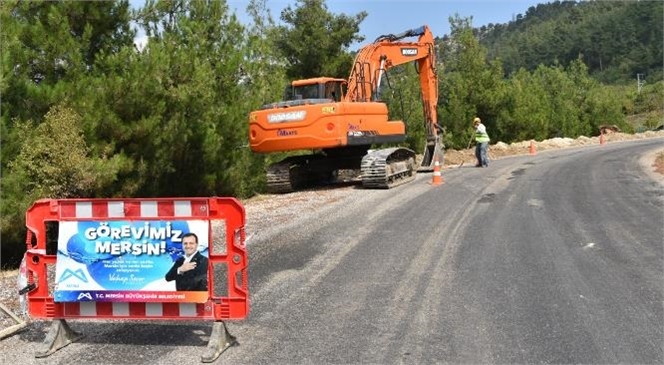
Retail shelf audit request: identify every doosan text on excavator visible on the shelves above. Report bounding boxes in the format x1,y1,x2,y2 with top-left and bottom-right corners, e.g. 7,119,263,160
248,25,444,193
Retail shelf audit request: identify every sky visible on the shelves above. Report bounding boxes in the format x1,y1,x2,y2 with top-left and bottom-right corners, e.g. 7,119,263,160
248,0,545,41
131,0,547,49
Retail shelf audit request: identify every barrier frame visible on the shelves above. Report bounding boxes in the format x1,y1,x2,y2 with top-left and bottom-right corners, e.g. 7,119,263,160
19,197,248,361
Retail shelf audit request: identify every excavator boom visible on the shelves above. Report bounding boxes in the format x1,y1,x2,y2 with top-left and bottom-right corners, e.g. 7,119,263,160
345,25,442,169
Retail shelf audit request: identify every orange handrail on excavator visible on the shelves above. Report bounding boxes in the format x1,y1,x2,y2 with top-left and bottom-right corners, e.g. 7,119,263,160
248,25,443,193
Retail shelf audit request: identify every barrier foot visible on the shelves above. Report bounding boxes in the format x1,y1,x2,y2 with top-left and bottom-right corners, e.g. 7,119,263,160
201,321,238,363
0,303,28,340
35,319,83,358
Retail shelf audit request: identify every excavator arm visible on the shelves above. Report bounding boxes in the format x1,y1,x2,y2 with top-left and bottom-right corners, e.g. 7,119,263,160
345,25,442,169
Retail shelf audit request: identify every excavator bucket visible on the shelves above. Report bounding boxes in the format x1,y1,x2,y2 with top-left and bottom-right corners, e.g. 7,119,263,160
418,135,444,172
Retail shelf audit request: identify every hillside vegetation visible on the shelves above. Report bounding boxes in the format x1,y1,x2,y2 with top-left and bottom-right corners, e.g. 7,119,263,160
477,1,663,83
1,0,662,266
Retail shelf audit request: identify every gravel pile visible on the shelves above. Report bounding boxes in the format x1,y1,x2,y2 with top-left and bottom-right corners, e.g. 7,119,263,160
443,130,664,166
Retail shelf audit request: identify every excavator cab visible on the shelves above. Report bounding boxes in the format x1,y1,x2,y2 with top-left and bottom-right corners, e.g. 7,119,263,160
284,78,346,102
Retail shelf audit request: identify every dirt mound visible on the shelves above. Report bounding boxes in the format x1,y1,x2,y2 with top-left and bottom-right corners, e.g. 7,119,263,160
443,131,664,167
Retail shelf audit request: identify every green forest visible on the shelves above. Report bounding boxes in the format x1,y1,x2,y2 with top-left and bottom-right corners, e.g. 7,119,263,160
1,0,662,265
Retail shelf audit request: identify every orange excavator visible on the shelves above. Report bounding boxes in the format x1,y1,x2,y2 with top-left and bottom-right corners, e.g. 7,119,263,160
248,25,443,193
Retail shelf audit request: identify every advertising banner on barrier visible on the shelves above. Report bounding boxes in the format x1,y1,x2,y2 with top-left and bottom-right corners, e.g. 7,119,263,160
54,219,210,303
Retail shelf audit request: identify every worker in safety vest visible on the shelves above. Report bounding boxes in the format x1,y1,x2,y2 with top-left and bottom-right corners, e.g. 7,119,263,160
473,117,490,167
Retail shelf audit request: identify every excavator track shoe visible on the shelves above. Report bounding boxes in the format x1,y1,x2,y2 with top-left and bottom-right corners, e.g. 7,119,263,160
361,147,417,189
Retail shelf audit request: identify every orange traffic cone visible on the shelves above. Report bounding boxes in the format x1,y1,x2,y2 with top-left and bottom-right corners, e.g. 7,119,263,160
431,159,444,186
599,133,605,145
529,140,537,155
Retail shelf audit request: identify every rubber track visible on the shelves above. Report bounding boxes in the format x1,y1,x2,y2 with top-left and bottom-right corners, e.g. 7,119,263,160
360,147,417,189
265,162,295,193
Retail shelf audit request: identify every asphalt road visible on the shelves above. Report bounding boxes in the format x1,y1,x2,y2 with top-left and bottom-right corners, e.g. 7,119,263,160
3,138,663,364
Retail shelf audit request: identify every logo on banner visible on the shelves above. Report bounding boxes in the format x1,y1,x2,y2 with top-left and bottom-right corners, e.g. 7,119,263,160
77,292,93,301
60,268,89,283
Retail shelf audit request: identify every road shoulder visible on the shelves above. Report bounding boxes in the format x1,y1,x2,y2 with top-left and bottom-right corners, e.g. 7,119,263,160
639,147,664,187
